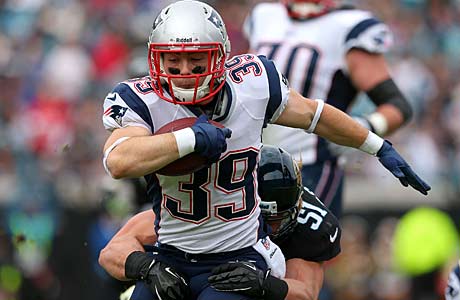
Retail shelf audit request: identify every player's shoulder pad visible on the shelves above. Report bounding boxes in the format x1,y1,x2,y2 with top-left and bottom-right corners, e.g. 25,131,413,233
338,9,393,54
295,186,342,261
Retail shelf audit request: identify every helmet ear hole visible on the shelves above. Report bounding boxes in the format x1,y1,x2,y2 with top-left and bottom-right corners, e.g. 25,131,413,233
258,145,302,240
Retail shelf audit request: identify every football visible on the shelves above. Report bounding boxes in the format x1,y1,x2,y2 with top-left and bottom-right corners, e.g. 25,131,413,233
155,117,224,176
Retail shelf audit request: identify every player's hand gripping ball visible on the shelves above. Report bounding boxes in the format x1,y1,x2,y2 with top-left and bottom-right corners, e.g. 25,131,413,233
155,116,231,176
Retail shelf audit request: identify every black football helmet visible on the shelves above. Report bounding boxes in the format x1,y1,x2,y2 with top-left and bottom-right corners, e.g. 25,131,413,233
258,145,303,240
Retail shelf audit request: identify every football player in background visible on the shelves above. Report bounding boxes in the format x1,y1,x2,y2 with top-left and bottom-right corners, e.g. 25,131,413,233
446,261,460,300
244,0,413,217
99,145,341,300
101,1,428,299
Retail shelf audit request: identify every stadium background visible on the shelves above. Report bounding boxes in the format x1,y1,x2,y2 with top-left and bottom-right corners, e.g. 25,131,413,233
0,0,459,299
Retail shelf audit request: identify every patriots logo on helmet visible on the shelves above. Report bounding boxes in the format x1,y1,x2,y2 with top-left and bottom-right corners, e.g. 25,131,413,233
208,10,223,29
104,105,128,126
152,13,163,30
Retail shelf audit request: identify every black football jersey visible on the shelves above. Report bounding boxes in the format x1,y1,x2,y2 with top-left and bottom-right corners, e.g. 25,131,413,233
275,186,341,261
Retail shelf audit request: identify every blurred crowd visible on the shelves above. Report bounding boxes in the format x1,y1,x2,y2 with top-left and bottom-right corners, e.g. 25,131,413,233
0,0,459,299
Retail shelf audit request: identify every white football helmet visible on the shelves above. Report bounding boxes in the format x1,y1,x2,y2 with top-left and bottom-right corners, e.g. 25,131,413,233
281,0,336,19
148,0,231,105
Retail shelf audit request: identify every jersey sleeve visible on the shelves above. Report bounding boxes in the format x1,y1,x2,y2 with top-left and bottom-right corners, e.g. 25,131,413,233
280,186,341,262
343,15,393,54
102,83,153,133
256,55,290,126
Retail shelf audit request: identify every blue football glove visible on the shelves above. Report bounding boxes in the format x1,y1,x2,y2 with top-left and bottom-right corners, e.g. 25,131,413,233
377,140,431,195
191,114,232,164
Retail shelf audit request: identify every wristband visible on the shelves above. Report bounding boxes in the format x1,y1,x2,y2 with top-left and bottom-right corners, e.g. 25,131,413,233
264,274,289,300
359,131,384,156
125,251,154,280
172,127,196,158
306,99,324,133
366,112,388,136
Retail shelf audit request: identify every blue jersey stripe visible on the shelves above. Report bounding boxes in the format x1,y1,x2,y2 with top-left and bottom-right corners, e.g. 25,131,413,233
258,55,282,126
113,83,154,130
345,18,381,42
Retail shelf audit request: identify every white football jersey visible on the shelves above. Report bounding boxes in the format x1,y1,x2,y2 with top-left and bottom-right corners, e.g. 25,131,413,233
244,3,393,164
102,54,290,253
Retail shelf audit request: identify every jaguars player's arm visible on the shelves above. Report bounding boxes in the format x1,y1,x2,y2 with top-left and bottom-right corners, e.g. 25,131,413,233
284,260,324,300
98,210,156,281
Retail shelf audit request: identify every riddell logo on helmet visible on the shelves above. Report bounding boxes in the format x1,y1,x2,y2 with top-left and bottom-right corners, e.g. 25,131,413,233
175,37,193,43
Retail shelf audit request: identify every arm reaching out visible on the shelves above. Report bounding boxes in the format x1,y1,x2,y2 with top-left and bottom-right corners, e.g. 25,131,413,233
275,89,431,195
98,210,157,280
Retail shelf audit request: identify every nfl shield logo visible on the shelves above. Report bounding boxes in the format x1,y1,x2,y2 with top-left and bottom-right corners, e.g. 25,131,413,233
261,237,270,250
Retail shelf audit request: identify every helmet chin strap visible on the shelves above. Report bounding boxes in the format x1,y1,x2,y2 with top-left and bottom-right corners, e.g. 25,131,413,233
170,75,212,102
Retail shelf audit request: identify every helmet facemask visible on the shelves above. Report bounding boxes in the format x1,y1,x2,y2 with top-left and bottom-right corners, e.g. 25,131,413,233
260,188,303,241
148,43,227,105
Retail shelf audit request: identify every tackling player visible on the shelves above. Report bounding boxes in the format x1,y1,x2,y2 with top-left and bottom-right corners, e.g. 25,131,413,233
244,0,413,217
99,145,341,300
101,1,429,299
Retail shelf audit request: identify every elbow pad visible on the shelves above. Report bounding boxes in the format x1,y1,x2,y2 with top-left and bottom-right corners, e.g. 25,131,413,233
366,78,413,123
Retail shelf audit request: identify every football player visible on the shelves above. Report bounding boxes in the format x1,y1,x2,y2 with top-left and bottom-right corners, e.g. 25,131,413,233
101,1,429,300
446,261,460,300
243,0,413,217
99,145,341,300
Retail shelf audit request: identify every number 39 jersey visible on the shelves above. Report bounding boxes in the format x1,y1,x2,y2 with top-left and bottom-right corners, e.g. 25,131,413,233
244,3,393,164
276,186,341,261
102,54,290,254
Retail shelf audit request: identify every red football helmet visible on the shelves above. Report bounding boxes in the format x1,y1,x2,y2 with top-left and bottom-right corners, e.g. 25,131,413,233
281,0,336,19
148,0,231,105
